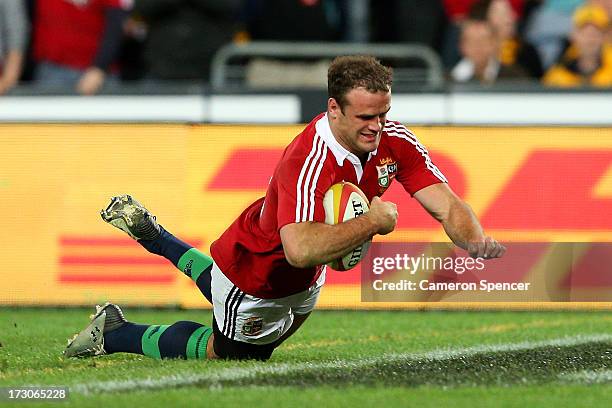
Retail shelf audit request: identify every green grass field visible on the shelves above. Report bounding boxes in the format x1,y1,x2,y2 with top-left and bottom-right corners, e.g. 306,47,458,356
0,308,610,407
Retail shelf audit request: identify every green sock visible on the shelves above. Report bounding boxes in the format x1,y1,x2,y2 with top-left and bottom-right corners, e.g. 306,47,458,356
177,248,214,282
139,322,213,360
141,325,171,359
186,326,213,359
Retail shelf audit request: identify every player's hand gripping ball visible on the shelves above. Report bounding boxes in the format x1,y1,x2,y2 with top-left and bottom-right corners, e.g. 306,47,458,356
323,181,371,271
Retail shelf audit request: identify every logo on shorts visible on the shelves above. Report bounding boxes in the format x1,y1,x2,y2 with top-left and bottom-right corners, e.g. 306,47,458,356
241,316,264,337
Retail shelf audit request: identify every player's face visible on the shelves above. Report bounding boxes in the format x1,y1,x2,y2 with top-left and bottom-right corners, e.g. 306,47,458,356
572,24,605,59
488,0,517,39
460,22,497,68
328,87,391,158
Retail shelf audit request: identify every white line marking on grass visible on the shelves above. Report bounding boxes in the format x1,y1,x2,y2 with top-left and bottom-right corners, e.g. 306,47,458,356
72,334,612,395
559,370,612,384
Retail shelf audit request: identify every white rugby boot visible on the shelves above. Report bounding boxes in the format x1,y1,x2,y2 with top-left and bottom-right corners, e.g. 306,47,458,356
100,194,161,240
63,303,127,358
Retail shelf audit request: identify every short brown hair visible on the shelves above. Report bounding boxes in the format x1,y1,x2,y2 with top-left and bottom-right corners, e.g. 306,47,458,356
328,56,393,111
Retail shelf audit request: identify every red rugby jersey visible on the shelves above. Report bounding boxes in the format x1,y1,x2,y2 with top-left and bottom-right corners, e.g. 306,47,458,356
210,113,447,299
33,0,131,69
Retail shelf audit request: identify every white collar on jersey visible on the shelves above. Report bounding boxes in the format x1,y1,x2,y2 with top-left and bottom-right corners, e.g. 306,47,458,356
315,113,378,168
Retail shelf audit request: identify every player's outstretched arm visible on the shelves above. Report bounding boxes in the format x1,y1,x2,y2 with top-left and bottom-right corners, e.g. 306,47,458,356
413,183,506,259
280,197,398,268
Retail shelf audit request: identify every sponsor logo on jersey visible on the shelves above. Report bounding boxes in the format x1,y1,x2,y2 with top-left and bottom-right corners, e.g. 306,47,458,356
242,316,264,337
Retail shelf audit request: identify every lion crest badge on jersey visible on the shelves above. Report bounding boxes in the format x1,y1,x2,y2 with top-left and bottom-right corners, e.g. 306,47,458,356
241,316,264,337
376,165,389,187
376,158,398,191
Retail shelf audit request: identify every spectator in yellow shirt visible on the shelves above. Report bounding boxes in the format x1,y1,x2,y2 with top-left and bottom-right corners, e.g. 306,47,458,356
543,4,612,87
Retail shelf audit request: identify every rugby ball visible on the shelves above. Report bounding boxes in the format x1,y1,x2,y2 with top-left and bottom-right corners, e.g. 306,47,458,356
323,181,371,271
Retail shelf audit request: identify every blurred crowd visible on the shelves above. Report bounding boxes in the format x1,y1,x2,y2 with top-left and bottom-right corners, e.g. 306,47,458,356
1,0,611,95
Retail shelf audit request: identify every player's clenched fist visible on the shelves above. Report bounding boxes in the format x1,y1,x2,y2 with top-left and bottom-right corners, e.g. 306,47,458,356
467,236,506,259
367,196,398,235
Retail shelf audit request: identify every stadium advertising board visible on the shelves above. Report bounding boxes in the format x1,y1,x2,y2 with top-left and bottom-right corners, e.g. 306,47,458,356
0,124,610,309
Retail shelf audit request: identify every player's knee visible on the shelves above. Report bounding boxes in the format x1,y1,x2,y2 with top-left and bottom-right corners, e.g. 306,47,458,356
206,333,219,359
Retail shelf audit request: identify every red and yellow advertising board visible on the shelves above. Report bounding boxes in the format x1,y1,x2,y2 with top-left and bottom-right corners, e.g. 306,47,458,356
1,124,611,309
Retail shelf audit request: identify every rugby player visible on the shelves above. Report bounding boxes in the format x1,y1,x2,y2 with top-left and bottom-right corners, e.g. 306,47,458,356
64,56,505,361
